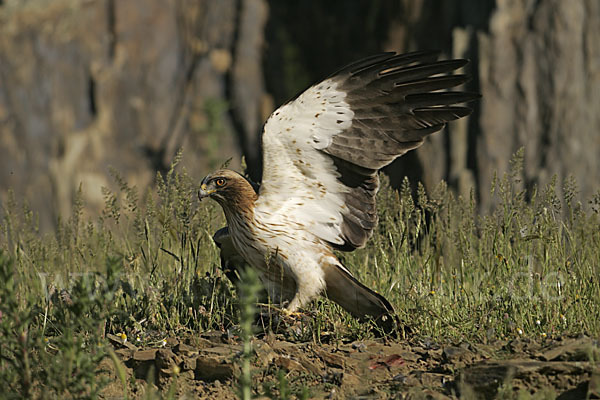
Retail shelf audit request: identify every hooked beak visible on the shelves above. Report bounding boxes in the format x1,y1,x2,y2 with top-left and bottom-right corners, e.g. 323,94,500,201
198,182,215,200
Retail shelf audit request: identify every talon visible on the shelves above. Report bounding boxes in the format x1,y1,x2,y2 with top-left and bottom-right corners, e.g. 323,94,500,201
281,309,304,319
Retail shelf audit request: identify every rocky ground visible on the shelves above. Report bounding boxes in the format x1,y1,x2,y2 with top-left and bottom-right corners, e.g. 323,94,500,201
100,331,600,399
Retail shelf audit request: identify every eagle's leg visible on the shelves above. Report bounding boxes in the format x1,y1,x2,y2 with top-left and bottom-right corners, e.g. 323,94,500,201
259,277,312,313
285,297,303,313
285,265,327,312
259,277,293,308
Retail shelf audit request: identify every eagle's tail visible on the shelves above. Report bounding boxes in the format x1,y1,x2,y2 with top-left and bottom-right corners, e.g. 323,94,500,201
323,263,400,335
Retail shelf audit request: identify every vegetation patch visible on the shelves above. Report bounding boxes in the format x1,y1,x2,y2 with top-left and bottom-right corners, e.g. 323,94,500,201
1,150,599,398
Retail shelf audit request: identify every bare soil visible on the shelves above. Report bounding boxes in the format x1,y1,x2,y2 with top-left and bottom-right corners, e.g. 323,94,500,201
99,330,600,399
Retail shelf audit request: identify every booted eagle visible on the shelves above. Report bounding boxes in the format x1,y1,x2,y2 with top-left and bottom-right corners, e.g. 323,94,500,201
199,51,478,331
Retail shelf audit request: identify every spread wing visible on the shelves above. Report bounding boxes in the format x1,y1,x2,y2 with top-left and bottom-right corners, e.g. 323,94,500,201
258,51,479,251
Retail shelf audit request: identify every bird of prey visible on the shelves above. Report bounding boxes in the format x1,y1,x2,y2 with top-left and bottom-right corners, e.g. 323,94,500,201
199,51,478,331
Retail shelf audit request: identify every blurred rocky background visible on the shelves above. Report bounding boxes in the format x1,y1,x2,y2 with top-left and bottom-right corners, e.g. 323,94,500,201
0,0,598,231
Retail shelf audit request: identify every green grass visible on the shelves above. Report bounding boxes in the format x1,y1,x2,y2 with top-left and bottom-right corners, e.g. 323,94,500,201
347,150,600,341
0,149,599,397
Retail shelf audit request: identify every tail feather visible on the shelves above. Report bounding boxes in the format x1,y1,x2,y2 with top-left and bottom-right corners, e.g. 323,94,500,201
323,263,398,334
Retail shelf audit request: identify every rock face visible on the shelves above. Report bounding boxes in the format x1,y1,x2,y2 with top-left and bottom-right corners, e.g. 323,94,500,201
0,0,264,230
1,0,599,230
476,0,600,210
266,0,600,211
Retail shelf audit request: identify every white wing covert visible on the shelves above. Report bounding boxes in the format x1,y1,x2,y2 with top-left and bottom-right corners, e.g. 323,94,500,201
258,51,479,251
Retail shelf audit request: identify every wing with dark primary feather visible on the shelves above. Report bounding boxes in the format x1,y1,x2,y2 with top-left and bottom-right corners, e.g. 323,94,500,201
258,51,479,251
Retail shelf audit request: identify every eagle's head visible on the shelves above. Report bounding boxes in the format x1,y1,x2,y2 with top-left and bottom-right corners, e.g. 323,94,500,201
198,169,258,215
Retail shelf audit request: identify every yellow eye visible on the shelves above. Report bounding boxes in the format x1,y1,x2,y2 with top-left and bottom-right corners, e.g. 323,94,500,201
215,178,226,187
